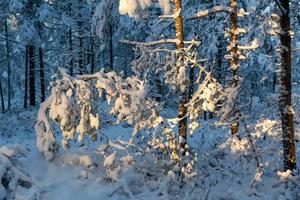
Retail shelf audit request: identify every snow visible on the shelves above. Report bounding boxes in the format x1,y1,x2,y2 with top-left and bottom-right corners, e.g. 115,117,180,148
119,0,171,18
119,0,152,18
1,91,300,199
104,152,116,167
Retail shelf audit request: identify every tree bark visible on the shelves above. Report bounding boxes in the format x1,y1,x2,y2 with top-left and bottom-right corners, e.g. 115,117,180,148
24,45,29,108
38,21,45,103
39,47,45,102
5,18,11,111
229,0,239,136
109,24,113,71
68,1,74,76
174,0,187,150
90,36,96,73
278,0,296,170
216,35,224,84
28,44,36,106
77,0,84,74
69,28,74,76
0,78,5,113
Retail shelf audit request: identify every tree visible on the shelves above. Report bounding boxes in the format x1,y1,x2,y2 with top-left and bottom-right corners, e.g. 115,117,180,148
4,18,11,110
229,0,239,136
277,0,296,170
38,22,45,103
26,0,36,106
24,45,29,109
0,78,5,112
174,0,188,150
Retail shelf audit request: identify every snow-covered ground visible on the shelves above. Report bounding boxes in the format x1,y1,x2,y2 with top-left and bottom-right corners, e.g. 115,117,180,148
0,95,300,200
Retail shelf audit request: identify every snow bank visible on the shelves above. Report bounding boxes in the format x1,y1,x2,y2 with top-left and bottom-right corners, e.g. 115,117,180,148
0,145,38,200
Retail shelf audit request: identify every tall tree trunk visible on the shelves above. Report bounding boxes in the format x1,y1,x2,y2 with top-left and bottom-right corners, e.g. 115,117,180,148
229,0,239,136
90,35,95,73
78,0,84,74
28,44,35,106
278,0,296,170
24,45,29,108
38,22,45,103
109,24,113,71
39,47,45,102
68,1,74,76
5,18,11,111
174,0,187,150
69,28,74,76
0,78,5,113
216,35,224,84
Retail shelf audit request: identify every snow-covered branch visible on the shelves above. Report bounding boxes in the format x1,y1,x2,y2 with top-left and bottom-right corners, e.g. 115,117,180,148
120,39,200,47
186,6,232,21
238,39,260,50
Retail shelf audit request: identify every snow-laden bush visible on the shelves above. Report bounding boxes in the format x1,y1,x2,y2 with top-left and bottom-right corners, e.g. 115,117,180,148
35,44,227,179
35,68,162,161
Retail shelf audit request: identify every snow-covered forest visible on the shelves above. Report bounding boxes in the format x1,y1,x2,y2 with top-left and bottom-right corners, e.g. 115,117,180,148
0,0,300,199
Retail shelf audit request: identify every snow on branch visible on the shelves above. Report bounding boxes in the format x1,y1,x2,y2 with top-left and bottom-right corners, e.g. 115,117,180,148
120,39,200,47
238,39,260,50
186,6,232,21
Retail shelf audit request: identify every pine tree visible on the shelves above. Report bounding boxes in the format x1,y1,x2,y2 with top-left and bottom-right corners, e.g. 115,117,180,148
174,0,188,149
278,0,297,170
229,0,239,136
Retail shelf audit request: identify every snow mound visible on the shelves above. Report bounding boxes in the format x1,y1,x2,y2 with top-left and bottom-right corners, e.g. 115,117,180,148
0,145,38,200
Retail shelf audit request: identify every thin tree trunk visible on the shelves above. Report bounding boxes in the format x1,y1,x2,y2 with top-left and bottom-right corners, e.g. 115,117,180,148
216,35,223,84
188,65,194,100
39,47,45,102
5,18,11,110
0,78,5,113
109,24,113,71
24,45,29,108
90,29,95,73
69,29,74,76
229,0,239,136
37,21,45,103
278,0,296,170
124,60,127,78
68,1,74,76
272,72,276,93
78,0,84,74
28,44,35,106
174,0,187,150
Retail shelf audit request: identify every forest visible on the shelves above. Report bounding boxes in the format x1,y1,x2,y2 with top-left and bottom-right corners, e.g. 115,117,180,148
0,0,299,199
